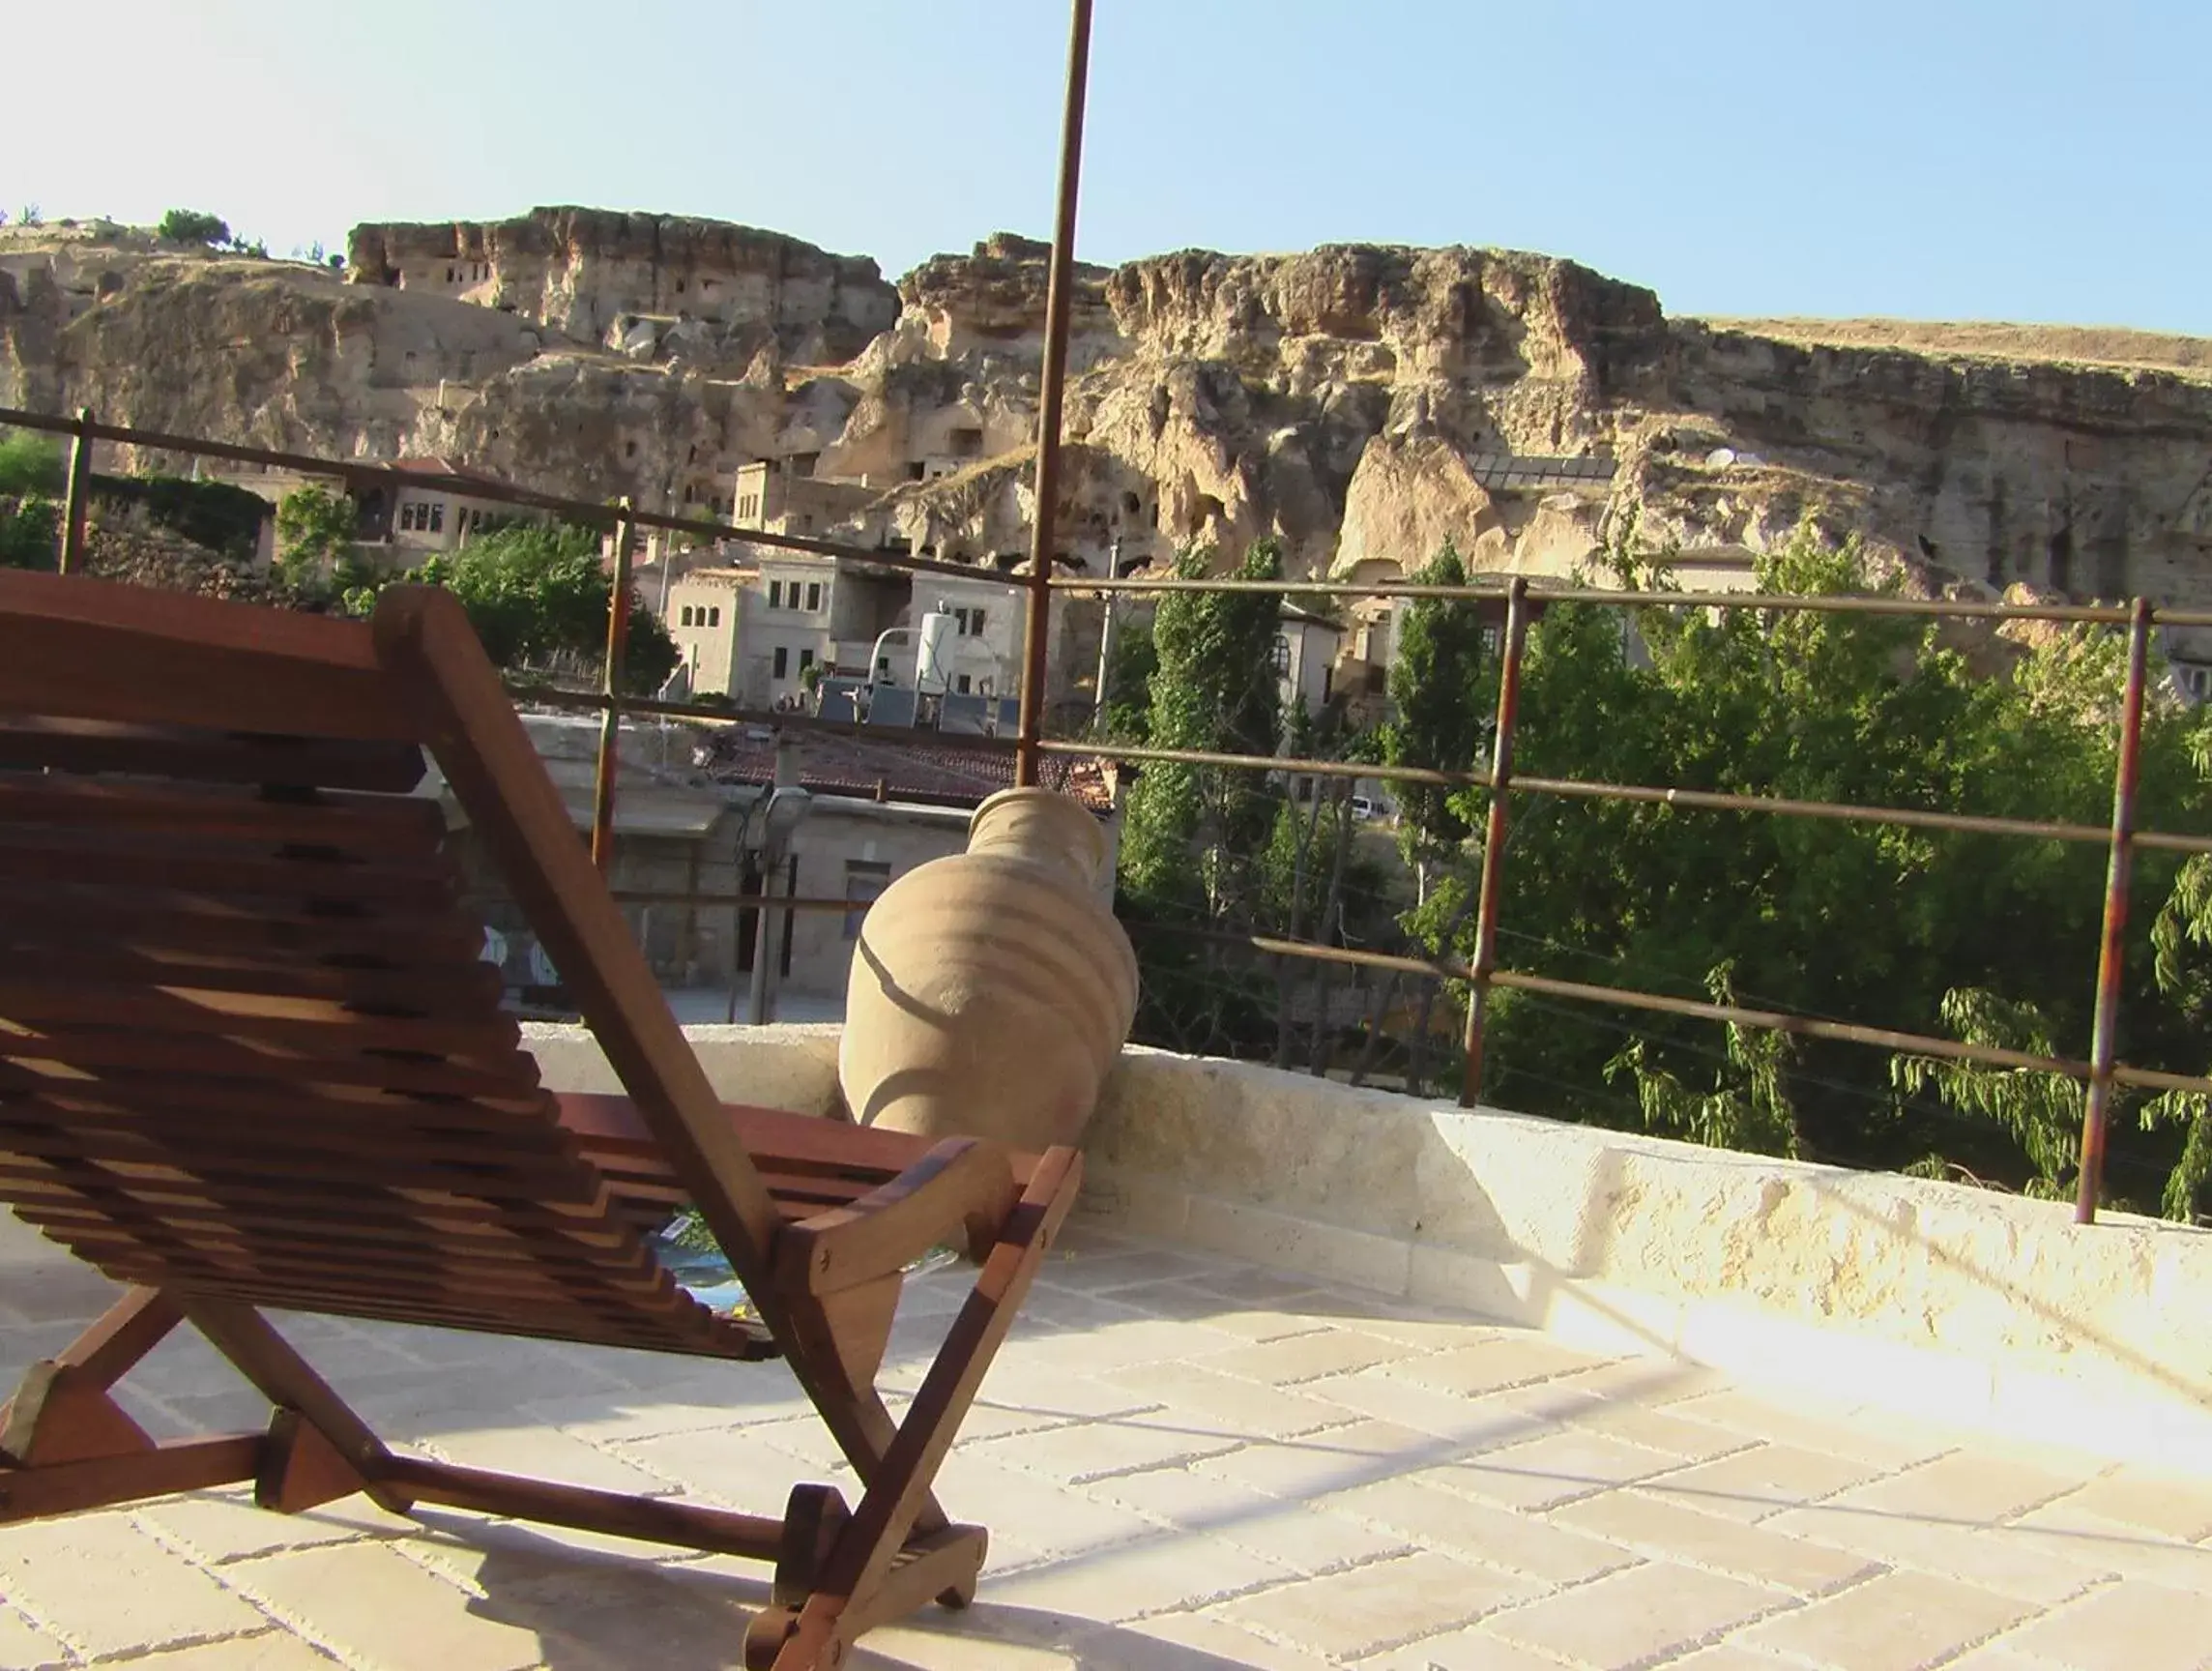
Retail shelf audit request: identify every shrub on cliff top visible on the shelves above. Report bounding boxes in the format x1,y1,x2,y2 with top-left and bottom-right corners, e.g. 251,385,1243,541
157,209,230,247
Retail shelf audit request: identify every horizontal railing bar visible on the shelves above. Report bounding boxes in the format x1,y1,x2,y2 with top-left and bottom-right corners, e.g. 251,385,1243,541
1035,738,1488,790
509,683,1023,755
2109,1064,2212,1096
1485,965,2086,1075
18,405,2212,621
1208,927,2212,1095
608,890,856,912
0,404,1033,589
1051,572,2157,624
1040,740,2212,854
1509,773,2212,855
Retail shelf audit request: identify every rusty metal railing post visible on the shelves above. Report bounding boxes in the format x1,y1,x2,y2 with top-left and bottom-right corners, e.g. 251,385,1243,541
1013,0,1094,787
1460,575,1531,1108
590,497,635,875
58,407,93,575
2075,596,2154,1223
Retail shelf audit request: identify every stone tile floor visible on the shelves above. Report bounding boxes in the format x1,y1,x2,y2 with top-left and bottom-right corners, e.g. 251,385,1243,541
0,1212,2206,1670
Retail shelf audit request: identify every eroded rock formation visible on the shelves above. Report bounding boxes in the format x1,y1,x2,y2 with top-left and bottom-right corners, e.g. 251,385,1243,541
8,210,2212,650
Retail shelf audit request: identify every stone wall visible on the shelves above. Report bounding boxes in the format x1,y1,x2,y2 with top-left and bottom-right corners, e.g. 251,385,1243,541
520,1023,2212,1475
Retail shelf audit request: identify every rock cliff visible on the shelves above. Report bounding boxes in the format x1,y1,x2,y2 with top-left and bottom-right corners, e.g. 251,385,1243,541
346,207,898,367
7,210,2212,649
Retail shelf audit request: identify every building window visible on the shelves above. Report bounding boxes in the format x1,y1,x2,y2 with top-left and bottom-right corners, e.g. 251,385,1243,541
398,503,417,531
428,503,445,533
956,674,972,694
805,582,821,612
799,648,814,675
773,646,789,680
769,580,783,609
1271,634,1292,675
970,607,985,636
680,605,693,627
843,861,892,940
708,606,720,628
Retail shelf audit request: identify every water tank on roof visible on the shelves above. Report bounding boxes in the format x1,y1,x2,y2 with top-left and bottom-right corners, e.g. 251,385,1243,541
915,604,956,694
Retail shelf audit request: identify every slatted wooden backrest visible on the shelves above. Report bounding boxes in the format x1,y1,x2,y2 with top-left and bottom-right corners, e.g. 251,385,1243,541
0,570,761,1358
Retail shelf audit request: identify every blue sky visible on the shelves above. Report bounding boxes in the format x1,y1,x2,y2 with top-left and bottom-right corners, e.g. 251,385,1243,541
11,0,2207,333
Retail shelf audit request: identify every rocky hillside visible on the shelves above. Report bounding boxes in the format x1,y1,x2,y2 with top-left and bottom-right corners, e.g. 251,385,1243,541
7,211,2211,646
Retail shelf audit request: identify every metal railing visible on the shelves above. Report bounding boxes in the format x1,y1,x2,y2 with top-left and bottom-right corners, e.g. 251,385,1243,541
6,0,2205,1223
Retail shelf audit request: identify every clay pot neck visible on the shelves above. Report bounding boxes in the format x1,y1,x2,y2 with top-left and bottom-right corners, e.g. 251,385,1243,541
967,789,1107,890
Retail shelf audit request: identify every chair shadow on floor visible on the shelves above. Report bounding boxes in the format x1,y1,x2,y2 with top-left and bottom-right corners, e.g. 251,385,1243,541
402,1507,1272,1671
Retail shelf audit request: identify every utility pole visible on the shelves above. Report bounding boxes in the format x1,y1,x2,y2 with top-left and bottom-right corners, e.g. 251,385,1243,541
1092,535,1123,732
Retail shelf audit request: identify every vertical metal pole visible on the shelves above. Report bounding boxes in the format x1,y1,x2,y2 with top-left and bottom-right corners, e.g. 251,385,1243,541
1014,0,1095,786
745,856,776,1026
58,407,94,575
1460,576,1531,1109
1091,591,1118,733
2075,596,2153,1224
590,497,635,874
725,814,747,1026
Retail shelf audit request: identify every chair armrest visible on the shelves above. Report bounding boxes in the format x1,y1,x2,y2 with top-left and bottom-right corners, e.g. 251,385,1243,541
773,1139,1022,1296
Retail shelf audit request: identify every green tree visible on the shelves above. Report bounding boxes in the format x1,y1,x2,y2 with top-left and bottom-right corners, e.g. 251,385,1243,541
274,485,357,586
1393,521,2212,1217
1381,541,1494,888
364,521,678,696
0,498,57,572
0,433,64,497
1116,538,1288,1056
1097,605,1157,743
1119,538,1285,912
157,209,230,246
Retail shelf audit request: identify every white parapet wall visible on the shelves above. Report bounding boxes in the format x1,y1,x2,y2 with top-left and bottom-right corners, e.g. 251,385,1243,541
528,1023,2212,1474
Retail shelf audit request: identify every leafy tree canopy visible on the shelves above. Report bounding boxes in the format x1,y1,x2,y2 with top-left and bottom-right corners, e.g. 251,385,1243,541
1394,523,2212,1217
157,209,230,246
341,520,676,696
275,485,356,581
0,432,64,498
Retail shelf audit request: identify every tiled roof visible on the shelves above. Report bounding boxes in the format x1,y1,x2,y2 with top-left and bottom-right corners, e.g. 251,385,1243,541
383,456,509,486
700,729,1114,812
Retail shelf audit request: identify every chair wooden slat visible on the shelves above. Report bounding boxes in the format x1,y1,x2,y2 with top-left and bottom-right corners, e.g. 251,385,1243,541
0,775,447,846
0,886,488,967
0,718,423,789
0,838,458,912
0,950,505,1011
0,1069,554,1130
0,571,413,745
0,1028,542,1099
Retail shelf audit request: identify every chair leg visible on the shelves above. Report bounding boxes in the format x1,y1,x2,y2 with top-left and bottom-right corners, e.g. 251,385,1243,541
257,1408,369,1514
181,1299,412,1514
0,1286,179,1470
45,1286,181,1388
0,1288,259,1522
756,1149,1085,1671
743,1526,988,1671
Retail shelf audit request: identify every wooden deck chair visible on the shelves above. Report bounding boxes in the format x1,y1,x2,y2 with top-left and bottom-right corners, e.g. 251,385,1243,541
0,569,1086,1671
